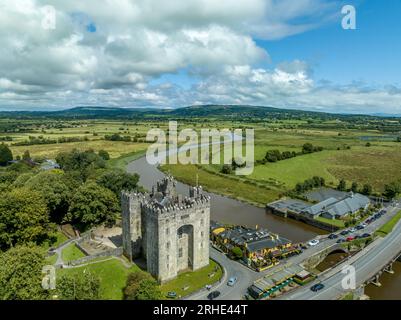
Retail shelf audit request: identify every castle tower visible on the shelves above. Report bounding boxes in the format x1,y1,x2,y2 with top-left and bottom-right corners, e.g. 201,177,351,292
121,176,210,283
121,192,143,261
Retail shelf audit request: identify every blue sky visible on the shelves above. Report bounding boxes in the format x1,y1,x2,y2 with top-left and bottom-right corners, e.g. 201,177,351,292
1,0,400,114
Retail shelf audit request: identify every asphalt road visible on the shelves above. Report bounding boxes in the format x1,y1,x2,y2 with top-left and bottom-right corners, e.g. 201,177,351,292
189,203,400,301
280,204,401,300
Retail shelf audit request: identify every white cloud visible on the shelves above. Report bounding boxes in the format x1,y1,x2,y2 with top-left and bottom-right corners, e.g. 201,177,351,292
0,0,400,114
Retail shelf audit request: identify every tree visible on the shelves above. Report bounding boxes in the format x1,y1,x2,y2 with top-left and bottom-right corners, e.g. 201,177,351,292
351,182,358,193
65,182,120,230
365,142,371,147
124,272,161,300
302,143,314,154
361,184,372,196
56,149,105,180
0,143,13,166
97,169,139,197
98,150,110,161
231,246,243,260
24,171,72,223
0,188,53,250
57,272,100,300
338,179,347,191
22,150,31,160
0,246,48,300
383,182,401,199
221,164,232,174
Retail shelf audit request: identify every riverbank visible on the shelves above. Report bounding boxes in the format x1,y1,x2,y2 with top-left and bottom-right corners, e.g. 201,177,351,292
160,163,281,208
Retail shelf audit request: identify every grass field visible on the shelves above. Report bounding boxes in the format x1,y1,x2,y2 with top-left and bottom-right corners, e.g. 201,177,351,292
375,210,401,237
57,257,141,300
61,243,86,263
160,259,223,298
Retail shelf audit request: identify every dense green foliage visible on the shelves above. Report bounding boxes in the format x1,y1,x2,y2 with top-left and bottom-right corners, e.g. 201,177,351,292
65,182,120,230
0,246,48,300
124,271,161,300
0,143,13,166
97,169,139,197
57,272,100,300
0,188,53,250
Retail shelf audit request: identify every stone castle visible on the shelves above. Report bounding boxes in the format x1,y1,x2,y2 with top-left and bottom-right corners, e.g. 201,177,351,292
121,175,210,283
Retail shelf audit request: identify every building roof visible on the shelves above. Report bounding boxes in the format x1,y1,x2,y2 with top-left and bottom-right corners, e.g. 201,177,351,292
305,187,349,202
304,197,339,216
246,236,291,253
267,199,310,214
304,192,370,218
325,193,370,217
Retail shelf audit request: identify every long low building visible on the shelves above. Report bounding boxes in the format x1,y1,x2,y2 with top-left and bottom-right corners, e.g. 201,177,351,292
267,189,370,222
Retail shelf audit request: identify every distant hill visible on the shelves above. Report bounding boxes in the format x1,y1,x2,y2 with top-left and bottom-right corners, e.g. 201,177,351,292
0,104,398,121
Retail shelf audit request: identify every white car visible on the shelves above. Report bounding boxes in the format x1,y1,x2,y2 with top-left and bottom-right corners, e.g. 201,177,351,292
308,239,320,246
349,227,357,233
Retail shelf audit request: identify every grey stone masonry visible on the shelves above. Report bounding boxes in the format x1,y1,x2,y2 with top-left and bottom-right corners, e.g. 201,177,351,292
121,175,210,283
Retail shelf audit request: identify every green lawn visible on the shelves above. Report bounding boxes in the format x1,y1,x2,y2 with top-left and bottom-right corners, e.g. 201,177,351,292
315,216,345,228
57,257,141,300
375,210,401,237
45,253,58,265
61,243,86,263
108,149,147,170
160,260,223,299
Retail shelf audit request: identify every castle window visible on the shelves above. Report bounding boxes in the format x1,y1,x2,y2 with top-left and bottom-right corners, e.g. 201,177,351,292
166,227,169,235
166,254,169,262
136,222,140,232
166,242,170,250
201,219,204,226
201,231,204,237
178,248,183,258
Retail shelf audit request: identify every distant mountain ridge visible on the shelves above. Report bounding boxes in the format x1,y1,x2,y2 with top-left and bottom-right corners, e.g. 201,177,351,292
0,105,399,120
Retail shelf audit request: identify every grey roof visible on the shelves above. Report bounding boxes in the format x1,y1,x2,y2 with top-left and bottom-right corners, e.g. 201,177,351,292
304,197,338,216
324,193,370,217
305,187,349,202
267,199,310,214
304,193,370,218
246,236,291,253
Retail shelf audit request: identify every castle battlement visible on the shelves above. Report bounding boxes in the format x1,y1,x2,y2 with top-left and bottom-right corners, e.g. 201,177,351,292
121,175,210,283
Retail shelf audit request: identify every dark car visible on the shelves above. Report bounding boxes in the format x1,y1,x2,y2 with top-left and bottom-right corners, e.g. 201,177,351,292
355,225,364,230
340,230,349,236
328,234,338,240
310,283,325,292
337,239,345,244
361,233,371,238
207,291,221,300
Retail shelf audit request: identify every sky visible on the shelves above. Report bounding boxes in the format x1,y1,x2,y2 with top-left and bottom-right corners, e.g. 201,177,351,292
0,0,400,114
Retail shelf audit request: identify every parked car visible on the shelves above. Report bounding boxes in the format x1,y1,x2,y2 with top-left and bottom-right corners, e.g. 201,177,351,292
337,239,345,244
349,227,357,233
310,283,325,292
355,225,364,230
166,291,177,299
227,277,238,286
207,291,221,300
361,233,371,238
328,234,338,240
360,223,368,228
346,236,355,242
308,239,320,246
340,230,349,236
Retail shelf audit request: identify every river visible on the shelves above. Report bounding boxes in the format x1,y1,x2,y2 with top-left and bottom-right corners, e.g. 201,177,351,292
126,156,401,299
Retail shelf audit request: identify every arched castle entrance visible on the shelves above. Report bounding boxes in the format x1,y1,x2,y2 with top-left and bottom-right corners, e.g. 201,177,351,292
177,224,194,272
